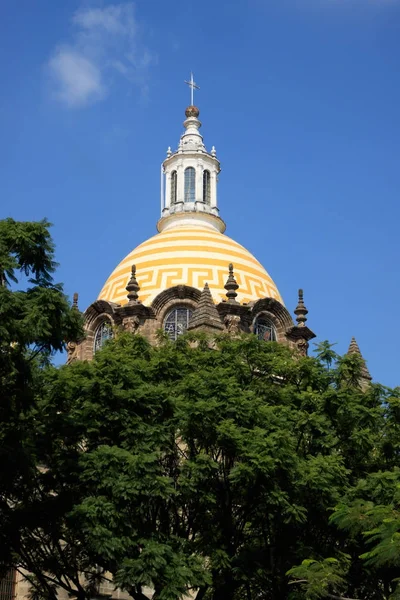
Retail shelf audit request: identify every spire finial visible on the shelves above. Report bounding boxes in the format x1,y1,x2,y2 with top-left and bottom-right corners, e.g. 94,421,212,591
187,283,224,331
347,336,372,385
126,265,140,303
72,292,79,311
224,263,239,303
294,288,308,326
184,72,200,106
348,337,359,354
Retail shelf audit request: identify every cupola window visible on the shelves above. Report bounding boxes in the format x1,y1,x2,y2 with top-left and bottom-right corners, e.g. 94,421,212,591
164,307,193,341
94,321,113,352
254,317,276,342
170,170,177,204
184,167,196,202
203,170,211,204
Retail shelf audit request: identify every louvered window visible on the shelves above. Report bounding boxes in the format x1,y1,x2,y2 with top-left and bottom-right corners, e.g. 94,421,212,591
0,570,15,600
184,167,196,202
170,171,177,204
203,170,211,204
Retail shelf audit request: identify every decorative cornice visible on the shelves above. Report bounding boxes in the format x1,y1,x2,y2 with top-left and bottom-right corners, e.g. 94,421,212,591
251,297,294,330
151,285,201,316
285,325,316,342
157,209,226,234
84,299,120,326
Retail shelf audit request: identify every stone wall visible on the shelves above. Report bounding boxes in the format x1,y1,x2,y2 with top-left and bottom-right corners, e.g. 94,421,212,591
68,284,315,363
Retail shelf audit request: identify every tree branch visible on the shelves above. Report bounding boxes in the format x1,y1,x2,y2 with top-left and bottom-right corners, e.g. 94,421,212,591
195,586,209,600
128,586,151,600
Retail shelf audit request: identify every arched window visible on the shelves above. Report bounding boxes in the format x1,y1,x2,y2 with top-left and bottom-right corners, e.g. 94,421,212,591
203,170,211,205
94,321,113,352
254,316,276,342
0,570,16,600
184,167,196,202
170,170,177,204
164,307,193,341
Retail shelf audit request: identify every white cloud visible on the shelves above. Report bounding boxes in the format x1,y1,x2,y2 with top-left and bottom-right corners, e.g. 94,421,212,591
48,48,105,108
73,5,135,36
47,3,153,109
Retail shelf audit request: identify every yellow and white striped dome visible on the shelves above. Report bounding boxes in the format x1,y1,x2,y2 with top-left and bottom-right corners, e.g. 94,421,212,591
98,225,282,306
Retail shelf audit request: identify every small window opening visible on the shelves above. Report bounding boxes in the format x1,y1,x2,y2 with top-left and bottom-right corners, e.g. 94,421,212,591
94,321,113,352
254,317,276,342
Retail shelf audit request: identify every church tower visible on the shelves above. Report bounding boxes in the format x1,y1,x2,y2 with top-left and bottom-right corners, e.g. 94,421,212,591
68,77,316,362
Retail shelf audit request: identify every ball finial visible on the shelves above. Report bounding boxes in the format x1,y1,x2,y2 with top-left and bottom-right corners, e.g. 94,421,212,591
185,105,200,118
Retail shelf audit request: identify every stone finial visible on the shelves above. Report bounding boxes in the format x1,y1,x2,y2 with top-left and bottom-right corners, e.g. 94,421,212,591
285,289,316,355
187,283,224,331
72,292,79,311
211,146,216,157
224,263,239,303
347,336,372,383
224,314,241,336
294,289,308,327
125,316,140,334
126,265,140,303
347,337,361,355
167,146,172,157
185,105,200,118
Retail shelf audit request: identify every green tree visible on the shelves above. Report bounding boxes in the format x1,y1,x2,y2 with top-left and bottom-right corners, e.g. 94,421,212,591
1,226,399,600
0,218,84,598
11,330,398,600
287,377,400,598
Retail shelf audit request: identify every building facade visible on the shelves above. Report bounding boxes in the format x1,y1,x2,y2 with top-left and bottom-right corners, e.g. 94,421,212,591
68,101,316,362
3,92,374,600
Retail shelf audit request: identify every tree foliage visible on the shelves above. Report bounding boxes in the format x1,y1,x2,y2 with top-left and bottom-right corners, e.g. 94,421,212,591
3,329,400,599
0,218,83,598
1,219,400,600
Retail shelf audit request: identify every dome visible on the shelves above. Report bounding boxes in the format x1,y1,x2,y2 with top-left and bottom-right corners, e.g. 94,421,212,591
98,225,283,306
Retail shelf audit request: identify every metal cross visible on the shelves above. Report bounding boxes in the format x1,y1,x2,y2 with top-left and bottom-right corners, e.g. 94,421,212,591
184,72,200,106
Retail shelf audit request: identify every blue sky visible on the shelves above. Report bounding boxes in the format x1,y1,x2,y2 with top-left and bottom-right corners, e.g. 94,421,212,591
1,0,400,386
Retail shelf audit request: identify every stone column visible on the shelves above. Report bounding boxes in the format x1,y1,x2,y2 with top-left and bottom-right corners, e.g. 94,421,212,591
177,163,184,203
210,169,217,208
196,163,203,203
165,172,171,209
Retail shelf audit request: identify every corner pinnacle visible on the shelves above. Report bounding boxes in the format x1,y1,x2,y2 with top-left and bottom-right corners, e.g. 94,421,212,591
224,263,239,303
72,292,79,311
347,336,372,382
294,289,308,326
187,283,224,331
126,265,140,303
